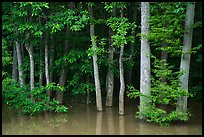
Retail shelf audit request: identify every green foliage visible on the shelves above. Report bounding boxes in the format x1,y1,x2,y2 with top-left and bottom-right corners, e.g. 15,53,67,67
87,37,106,57
107,17,136,47
67,74,95,95
47,8,89,33
148,2,186,57
2,78,68,116
104,2,127,13
127,56,192,126
2,38,12,77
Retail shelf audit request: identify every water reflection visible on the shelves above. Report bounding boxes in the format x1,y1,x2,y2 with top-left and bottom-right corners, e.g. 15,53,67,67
2,102,202,135
106,108,114,134
96,112,102,135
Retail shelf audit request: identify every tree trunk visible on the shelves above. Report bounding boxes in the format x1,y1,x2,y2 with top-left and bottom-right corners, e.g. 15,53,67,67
88,4,103,111
16,40,25,85
177,2,195,113
39,39,44,86
25,43,34,102
140,2,151,120
45,33,51,105
106,7,116,107
128,2,138,84
119,8,125,115
12,46,18,81
56,26,69,104
56,69,68,104
49,34,54,83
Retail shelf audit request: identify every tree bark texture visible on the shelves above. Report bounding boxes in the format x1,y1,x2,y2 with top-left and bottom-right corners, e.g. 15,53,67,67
119,8,125,115
39,40,44,86
106,7,116,107
140,2,151,119
25,42,34,101
16,40,25,85
88,4,103,111
45,33,51,105
177,2,195,113
12,46,18,81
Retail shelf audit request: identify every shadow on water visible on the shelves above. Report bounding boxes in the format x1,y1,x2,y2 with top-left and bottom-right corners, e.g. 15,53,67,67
2,100,202,135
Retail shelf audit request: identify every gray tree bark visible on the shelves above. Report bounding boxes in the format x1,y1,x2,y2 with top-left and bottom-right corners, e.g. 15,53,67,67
106,7,116,107
12,46,18,81
177,2,195,113
45,33,51,105
25,42,34,101
49,34,54,83
140,2,151,120
119,8,125,115
16,40,25,85
88,4,103,111
39,40,44,86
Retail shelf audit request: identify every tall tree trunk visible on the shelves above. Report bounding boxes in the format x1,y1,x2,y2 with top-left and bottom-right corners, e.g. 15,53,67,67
140,2,151,120
56,29,69,104
88,4,103,111
12,46,18,81
128,2,138,84
16,40,25,85
49,34,54,83
119,8,125,115
106,7,116,107
177,2,195,113
39,39,44,86
55,2,75,104
45,33,51,105
25,43,34,102
56,69,68,104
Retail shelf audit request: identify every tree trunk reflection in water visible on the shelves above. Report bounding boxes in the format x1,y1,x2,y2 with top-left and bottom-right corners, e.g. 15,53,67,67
119,115,125,135
96,112,103,135
106,108,114,134
2,102,202,135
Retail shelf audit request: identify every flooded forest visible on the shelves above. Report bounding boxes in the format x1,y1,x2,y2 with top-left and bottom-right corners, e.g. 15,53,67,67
2,2,202,135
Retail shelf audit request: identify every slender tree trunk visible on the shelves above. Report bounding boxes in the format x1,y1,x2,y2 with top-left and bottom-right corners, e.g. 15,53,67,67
106,7,116,107
177,2,195,113
140,2,151,120
16,40,25,85
45,33,51,105
128,2,138,84
56,2,74,104
88,4,103,111
12,46,18,81
25,43,34,101
56,26,69,104
39,39,44,86
119,44,125,115
56,69,68,104
119,8,125,115
49,34,54,83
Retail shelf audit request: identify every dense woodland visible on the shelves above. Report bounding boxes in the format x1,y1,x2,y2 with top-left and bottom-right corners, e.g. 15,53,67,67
2,2,202,126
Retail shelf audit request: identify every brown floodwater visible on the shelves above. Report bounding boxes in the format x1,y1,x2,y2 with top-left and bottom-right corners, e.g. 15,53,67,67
2,100,202,135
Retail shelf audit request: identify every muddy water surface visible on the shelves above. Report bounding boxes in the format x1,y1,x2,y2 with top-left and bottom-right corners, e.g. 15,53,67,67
2,101,202,135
